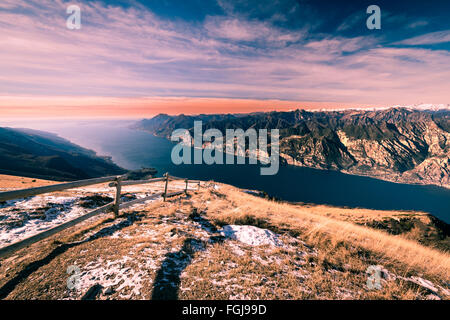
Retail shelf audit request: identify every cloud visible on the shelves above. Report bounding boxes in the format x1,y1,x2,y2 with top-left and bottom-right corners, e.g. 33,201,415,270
336,12,365,32
396,30,450,45
407,20,429,29
304,37,376,55
204,16,302,44
0,0,449,112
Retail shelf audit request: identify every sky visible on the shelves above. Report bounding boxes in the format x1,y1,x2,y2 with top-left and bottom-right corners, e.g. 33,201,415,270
1,0,450,118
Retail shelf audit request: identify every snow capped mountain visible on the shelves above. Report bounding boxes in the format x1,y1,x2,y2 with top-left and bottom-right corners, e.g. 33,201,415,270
391,104,450,111
314,104,450,113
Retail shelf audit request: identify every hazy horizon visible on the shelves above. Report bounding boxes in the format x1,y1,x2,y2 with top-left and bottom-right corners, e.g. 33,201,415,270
1,102,449,123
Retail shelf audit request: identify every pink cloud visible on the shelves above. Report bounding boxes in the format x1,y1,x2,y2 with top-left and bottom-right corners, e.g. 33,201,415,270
0,0,449,114
396,30,450,45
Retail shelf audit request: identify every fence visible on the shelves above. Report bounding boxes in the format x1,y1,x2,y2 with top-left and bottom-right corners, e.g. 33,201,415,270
0,173,198,259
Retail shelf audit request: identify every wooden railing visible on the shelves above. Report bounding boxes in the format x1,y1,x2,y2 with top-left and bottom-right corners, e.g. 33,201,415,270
0,173,197,259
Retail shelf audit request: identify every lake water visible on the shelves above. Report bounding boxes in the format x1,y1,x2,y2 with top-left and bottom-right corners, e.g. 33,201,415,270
3,119,450,223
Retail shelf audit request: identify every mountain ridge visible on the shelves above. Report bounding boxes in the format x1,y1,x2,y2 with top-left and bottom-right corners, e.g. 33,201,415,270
134,107,450,188
0,127,127,181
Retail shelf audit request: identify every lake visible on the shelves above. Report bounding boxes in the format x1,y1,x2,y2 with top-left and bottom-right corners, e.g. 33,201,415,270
3,119,450,223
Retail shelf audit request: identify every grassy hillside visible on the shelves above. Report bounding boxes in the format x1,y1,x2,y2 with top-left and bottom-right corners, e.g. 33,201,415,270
0,176,448,300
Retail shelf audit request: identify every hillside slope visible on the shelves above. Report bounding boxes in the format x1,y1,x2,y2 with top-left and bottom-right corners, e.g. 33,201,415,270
0,127,127,181
0,176,448,300
135,108,450,188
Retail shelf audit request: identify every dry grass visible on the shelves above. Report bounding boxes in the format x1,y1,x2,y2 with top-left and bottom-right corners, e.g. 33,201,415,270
295,203,429,223
0,174,58,189
196,183,450,281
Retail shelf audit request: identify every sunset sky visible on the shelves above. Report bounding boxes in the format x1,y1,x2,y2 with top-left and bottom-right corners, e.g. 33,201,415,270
1,0,450,118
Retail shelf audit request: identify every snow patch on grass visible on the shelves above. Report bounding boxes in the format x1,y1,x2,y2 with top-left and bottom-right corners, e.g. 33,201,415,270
0,196,89,247
70,257,142,299
221,225,282,247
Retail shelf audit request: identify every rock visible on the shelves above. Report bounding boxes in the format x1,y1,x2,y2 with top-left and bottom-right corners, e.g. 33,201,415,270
371,267,445,297
437,285,450,296
79,195,113,208
242,190,264,197
379,266,396,281
123,168,157,181
81,284,103,300
366,265,396,282
189,208,201,219
402,276,440,294
6,218,25,229
104,286,115,295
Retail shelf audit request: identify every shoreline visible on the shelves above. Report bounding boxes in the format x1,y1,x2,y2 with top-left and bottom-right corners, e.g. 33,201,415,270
139,129,450,191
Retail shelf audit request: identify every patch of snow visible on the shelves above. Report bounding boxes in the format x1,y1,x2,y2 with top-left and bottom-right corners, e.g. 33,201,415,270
204,183,221,190
70,255,158,300
221,225,282,247
0,196,92,247
227,242,246,256
14,196,77,209
79,257,140,298
313,104,450,113
398,103,450,111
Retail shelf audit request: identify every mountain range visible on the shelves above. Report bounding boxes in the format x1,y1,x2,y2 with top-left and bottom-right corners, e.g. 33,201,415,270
135,107,450,188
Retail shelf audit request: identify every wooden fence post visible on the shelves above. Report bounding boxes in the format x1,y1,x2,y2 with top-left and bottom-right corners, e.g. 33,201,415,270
185,178,188,194
113,176,122,218
163,172,169,201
